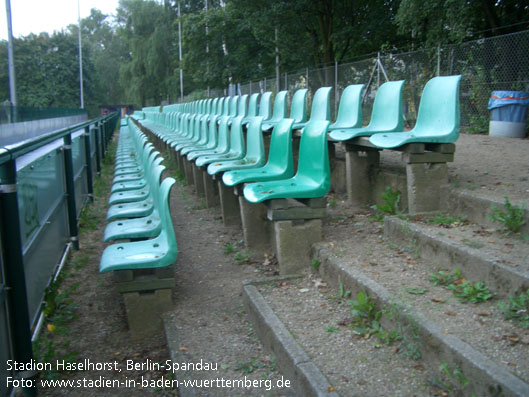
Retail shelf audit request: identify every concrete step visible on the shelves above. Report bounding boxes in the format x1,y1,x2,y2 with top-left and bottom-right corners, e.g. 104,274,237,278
384,216,529,296
312,242,529,396
442,188,529,235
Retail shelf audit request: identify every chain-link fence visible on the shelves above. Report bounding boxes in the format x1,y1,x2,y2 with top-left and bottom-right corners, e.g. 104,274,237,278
207,30,529,131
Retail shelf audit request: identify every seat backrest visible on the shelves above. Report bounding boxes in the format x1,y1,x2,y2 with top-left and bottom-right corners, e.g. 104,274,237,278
216,116,231,152
158,177,178,257
331,84,364,129
412,75,461,140
266,118,294,176
244,117,265,161
309,87,332,121
216,97,225,116
247,93,260,117
222,97,231,116
210,97,219,117
228,116,245,155
229,96,239,117
206,115,219,147
238,94,248,117
366,80,405,132
290,89,308,123
258,92,272,120
269,91,288,122
296,120,331,188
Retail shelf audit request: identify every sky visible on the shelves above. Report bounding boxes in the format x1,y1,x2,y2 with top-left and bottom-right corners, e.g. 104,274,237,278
0,0,121,41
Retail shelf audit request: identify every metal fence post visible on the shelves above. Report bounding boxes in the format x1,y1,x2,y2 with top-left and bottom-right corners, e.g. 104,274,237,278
94,121,101,175
0,160,37,397
437,45,441,76
83,126,94,202
334,60,339,116
100,121,106,160
63,133,79,251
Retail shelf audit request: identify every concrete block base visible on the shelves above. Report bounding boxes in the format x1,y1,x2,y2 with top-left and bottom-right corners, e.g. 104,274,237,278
274,219,322,275
406,162,448,214
203,171,219,207
239,196,271,256
192,164,205,197
218,181,241,226
345,147,380,206
123,289,172,340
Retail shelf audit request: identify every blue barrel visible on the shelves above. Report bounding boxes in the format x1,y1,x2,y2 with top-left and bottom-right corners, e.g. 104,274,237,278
488,91,529,138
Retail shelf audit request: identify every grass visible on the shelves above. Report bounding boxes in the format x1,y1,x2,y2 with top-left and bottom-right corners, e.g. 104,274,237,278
428,269,462,286
311,258,320,271
427,213,466,227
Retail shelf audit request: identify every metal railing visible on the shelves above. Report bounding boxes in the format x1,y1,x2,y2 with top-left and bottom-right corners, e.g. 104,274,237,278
0,112,119,397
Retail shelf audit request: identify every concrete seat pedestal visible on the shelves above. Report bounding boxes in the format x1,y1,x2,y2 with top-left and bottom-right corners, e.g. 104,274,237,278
113,266,175,340
238,191,326,274
343,138,455,214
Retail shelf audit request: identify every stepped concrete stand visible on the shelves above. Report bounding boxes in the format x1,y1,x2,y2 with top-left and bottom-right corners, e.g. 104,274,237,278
343,137,455,214
237,192,326,274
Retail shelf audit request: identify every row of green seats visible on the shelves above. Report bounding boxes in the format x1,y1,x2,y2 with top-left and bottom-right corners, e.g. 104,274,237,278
136,74,460,204
99,119,178,273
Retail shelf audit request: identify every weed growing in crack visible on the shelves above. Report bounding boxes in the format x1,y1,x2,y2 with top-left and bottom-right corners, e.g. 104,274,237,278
429,269,462,286
234,250,251,264
498,290,529,328
311,258,320,272
488,195,526,235
432,362,471,395
370,186,403,221
448,281,496,304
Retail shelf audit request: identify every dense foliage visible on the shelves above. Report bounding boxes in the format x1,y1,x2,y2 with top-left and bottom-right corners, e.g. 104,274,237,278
0,0,527,112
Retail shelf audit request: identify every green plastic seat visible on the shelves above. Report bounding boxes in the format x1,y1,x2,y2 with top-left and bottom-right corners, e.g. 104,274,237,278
106,163,165,220
182,115,219,157
187,115,229,161
222,118,294,187
195,116,245,168
289,88,308,124
258,92,272,121
293,87,332,130
329,84,364,130
262,91,288,131
242,93,259,125
369,76,461,148
100,177,177,272
207,116,265,175
229,96,239,117
111,152,161,193
329,80,404,141
238,94,248,117
108,154,163,205
243,120,330,203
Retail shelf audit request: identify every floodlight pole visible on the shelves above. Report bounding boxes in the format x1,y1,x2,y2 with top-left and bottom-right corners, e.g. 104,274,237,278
78,0,84,108
5,0,17,106
178,0,183,101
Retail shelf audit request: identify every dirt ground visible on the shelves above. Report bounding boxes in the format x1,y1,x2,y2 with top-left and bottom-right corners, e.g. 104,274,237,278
29,131,528,397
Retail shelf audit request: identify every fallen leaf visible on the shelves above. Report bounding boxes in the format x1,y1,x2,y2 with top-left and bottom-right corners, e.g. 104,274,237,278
179,346,188,351
299,288,309,293
405,287,427,295
356,380,366,386
441,330,449,334
329,242,335,247
341,376,349,382
453,278,466,285
328,387,336,392
477,312,491,317
47,324,56,333
432,297,445,303
489,240,495,244
393,346,400,354
413,364,425,371
444,311,456,316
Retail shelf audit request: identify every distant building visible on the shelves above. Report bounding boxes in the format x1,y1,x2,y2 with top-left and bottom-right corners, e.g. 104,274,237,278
99,105,134,118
